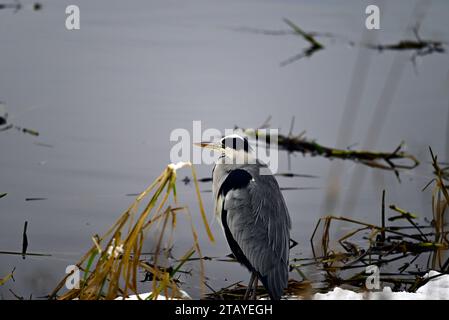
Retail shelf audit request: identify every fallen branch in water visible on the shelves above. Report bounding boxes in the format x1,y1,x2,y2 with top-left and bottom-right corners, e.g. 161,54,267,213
364,25,446,68
235,117,419,181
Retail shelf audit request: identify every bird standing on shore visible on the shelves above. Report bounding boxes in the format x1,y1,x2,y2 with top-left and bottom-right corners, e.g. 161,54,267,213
198,134,291,300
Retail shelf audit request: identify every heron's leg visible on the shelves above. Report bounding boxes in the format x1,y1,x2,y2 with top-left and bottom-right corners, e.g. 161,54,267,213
243,272,256,300
251,275,258,300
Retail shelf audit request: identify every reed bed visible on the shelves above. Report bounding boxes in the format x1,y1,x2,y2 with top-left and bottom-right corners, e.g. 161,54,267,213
304,148,448,292
49,162,214,300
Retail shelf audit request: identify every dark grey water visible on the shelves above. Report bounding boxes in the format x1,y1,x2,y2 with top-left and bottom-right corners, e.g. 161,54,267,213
1,0,448,299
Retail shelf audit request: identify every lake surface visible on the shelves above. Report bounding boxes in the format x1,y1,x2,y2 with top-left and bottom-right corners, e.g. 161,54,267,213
1,0,448,299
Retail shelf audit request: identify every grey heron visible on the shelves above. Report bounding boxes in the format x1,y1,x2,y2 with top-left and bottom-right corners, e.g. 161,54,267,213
198,134,291,300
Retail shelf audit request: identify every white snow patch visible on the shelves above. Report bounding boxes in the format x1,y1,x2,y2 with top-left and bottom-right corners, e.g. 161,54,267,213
116,289,191,300
313,271,449,300
114,271,449,300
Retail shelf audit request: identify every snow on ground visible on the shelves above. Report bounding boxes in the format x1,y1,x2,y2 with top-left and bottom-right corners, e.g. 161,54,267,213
313,271,449,300
116,271,449,300
116,290,191,300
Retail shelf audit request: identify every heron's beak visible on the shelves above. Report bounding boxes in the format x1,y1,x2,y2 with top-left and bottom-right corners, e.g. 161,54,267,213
194,141,222,150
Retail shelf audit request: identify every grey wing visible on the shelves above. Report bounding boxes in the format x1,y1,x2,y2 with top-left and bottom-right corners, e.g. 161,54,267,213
222,173,291,299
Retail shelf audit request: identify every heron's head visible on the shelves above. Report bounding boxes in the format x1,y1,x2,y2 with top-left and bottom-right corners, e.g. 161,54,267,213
220,134,251,152
196,134,250,152
195,134,254,165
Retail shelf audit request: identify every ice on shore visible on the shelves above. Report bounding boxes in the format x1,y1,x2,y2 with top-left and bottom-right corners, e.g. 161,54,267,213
313,271,449,300
117,289,191,300
117,271,449,300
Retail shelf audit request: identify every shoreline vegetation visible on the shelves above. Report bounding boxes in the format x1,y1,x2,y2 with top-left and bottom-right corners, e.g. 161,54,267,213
48,162,213,300
1,120,447,299
25,133,443,300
